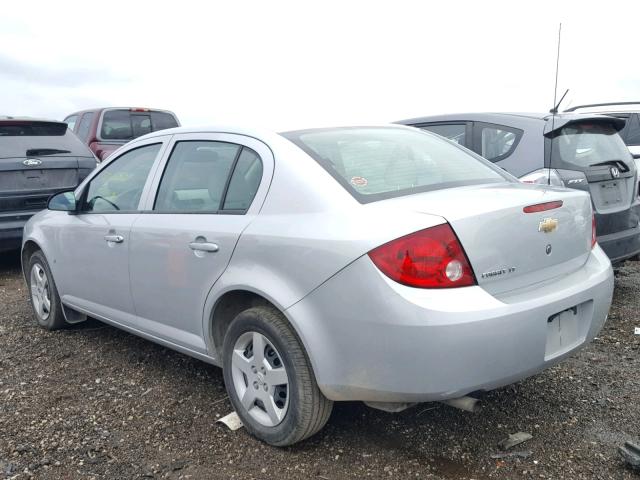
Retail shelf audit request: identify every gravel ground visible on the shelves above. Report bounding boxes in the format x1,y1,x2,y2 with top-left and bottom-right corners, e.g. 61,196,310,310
1,251,639,479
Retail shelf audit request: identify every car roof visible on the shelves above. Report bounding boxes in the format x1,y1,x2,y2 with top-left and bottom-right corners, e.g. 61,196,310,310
63,107,177,119
564,102,640,113
396,112,625,131
0,116,64,123
133,123,411,140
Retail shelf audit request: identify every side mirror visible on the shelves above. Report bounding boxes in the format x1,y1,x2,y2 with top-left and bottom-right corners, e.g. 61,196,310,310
48,191,77,212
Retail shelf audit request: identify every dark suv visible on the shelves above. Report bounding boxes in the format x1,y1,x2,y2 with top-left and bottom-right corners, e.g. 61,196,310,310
565,102,640,159
397,112,640,265
64,108,179,161
0,117,95,252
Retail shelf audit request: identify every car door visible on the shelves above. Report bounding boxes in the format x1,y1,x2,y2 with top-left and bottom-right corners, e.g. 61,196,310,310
128,133,273,353
54,139,167,321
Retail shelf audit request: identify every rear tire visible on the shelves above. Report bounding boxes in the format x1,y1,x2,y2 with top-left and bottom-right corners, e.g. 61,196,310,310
27,251,66,330
222,306,333,446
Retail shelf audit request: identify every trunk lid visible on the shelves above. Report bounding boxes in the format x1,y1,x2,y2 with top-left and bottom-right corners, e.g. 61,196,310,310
380,183,593,295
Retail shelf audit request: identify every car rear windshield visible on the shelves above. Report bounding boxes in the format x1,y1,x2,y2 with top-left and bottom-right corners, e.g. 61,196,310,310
549,123,632,169
283,127,507,202
0,122,91,159
0,121,67,137
100,110,178,140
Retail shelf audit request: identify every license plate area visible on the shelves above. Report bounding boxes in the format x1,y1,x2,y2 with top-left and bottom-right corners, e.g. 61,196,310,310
600,181,622,206
545,300,592,361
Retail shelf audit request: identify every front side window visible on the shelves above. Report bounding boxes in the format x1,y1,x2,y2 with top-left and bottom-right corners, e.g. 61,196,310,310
83,143,161,212
478,124,521,161
549,123,632,169
283,127,507,203
64,115,78,132
420,124,466,145
77,112,94,141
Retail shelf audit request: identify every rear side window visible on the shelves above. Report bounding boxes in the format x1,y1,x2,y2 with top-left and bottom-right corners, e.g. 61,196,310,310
549,123,632,169
475,123,522,161
155,141,238,212
626,114,640,146
223,148,263,210
283,127,507,203
101,110,178,140
64,115,78,132
420,124,466,145
154,141,263,213
77,113,94,141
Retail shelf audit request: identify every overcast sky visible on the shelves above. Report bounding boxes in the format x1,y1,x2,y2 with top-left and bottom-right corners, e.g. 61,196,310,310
1,1,639,130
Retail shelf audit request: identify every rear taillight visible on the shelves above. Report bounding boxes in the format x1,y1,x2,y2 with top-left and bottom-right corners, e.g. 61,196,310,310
368,224,476,288
592,213,597,248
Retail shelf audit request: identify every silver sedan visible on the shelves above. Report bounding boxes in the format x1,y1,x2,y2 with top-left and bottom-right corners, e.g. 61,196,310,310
22,125,614,446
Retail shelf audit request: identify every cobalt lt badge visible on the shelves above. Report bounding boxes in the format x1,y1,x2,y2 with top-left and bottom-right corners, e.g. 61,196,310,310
538,217,559,233
546,244,552,255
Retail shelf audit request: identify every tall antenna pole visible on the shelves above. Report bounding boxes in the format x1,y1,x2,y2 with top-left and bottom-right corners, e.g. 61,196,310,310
548,23,562,186
552,23,562,115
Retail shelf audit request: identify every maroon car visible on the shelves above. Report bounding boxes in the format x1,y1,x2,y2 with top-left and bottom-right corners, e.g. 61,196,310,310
63,107,180,161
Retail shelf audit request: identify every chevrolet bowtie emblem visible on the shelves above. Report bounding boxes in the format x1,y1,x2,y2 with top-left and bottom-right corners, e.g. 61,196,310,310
538,217,559,233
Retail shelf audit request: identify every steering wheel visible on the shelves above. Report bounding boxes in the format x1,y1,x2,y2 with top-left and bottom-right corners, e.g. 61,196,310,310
89,195,120,211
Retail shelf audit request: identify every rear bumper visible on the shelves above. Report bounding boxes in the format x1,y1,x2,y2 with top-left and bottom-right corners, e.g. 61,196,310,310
597,225,640,265
0,212,36,252
287,247,613,403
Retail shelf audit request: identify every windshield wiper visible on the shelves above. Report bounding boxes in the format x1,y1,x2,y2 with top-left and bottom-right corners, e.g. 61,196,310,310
589,159,630,172
25,148,71,157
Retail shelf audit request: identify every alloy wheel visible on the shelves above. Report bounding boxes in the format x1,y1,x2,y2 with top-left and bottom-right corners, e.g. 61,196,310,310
230,331,289,427
30,263,51,321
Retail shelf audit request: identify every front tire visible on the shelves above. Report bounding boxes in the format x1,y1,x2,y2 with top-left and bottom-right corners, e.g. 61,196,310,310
222,306,333,446
27,251,66,330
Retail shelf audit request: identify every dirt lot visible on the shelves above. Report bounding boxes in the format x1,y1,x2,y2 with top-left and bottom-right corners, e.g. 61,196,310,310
0,251,639,479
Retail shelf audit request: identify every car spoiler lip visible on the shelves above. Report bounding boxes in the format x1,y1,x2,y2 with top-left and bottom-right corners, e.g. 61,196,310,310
543,114,626,136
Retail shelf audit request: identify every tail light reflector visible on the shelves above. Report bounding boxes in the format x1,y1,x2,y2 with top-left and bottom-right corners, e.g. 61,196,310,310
368,224,476,288
592,213,597,248
523,200,563,213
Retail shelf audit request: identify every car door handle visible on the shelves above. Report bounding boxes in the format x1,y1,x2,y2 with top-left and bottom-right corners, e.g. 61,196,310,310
188,241,219,253
104,234,124,243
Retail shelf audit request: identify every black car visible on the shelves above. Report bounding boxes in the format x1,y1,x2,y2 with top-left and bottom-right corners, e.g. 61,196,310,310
0,118,96,252
397,112,640,265
565,102,640,159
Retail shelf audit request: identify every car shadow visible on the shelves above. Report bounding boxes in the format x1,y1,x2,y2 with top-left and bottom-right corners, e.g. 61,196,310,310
0,249,22,274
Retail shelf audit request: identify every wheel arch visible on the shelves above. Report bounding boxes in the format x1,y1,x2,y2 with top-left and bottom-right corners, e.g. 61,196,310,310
21,239,43,280
204,287,319,377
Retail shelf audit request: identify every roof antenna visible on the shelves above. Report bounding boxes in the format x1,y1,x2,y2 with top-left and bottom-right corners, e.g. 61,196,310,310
547,23,565,186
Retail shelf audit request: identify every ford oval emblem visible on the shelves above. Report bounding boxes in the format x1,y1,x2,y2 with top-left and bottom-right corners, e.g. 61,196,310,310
23,159,42,167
